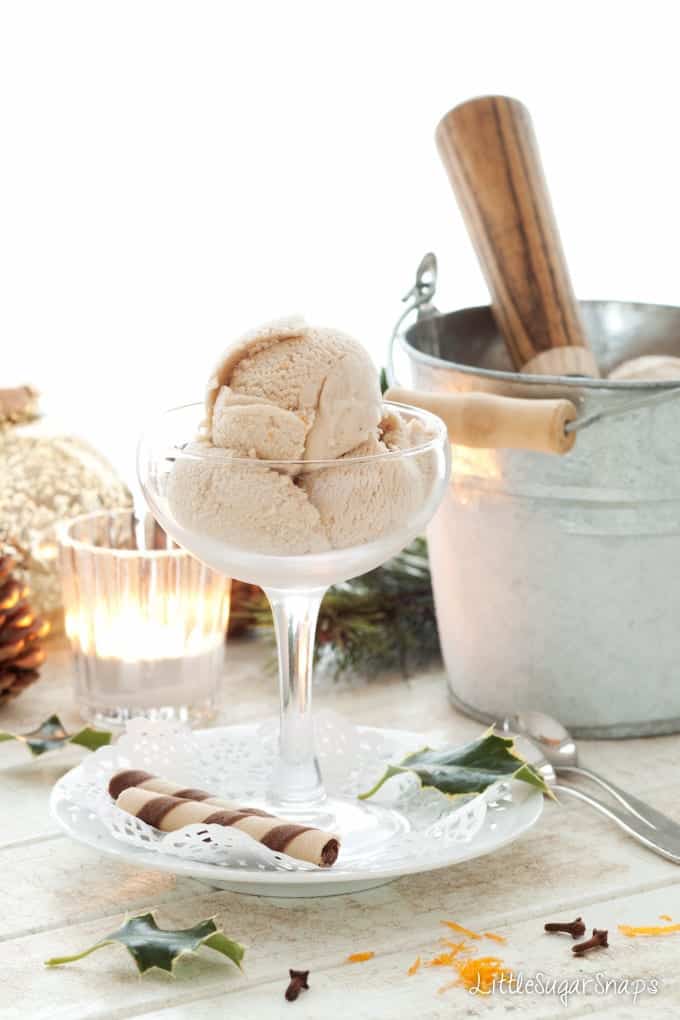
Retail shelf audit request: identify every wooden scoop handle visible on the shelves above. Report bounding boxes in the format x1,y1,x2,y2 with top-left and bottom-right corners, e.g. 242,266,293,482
436,95,599,378
387,387,577,455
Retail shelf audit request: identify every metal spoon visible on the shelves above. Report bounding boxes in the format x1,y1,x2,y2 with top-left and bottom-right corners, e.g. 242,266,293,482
524,755,680,864
503,710,676,833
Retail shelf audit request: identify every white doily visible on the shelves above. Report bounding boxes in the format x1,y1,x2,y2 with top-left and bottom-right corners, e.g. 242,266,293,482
57,714,508,874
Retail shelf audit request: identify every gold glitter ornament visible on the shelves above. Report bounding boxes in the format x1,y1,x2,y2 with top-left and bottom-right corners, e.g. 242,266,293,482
0,394,131,624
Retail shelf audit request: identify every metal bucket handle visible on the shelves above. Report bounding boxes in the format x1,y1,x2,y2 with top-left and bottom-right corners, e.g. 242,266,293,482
386,252,439,387
390,253,680,436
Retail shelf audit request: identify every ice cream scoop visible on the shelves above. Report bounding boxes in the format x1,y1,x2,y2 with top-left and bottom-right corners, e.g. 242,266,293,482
168,441,329,555
436,96,600,378
205,317,383,461
301,415,435,548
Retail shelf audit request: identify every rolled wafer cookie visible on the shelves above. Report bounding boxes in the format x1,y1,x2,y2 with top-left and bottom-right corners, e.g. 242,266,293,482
109,769,254,808
110,770,340,867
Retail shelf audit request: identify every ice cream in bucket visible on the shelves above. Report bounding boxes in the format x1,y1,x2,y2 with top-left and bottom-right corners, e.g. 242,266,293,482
391,280,680,737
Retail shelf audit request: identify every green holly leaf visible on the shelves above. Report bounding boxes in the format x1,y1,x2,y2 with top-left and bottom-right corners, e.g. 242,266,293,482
359,727,553,801
0,714,112,757
44,912,245,975
69,725,113,752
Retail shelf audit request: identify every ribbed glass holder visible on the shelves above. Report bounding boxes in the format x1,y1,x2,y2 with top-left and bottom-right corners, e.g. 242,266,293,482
58,510,231,727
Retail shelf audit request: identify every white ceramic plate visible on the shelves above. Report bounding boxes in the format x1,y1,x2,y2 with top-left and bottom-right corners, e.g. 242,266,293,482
50,718,543,897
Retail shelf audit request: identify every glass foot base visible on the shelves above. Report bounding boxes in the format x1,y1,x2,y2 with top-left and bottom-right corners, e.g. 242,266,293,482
258,796,410,864
77,700,218,730
330,798,411,863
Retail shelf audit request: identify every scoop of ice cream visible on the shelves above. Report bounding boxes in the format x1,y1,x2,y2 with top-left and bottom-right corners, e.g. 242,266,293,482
211,388,307,461
379,408,433,453
167,442,329,555
205,317,382,460
168,317,437,557
205,316,306,423
300,416,435,548
608,355,680,382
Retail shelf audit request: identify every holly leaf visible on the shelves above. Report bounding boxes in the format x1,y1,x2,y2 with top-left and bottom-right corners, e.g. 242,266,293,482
0,714,112,757
69,725,113,752
44,912,245,975
359,727,552,800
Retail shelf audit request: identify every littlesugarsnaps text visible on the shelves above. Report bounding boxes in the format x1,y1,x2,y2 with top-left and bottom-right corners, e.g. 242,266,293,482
471,971,660,1007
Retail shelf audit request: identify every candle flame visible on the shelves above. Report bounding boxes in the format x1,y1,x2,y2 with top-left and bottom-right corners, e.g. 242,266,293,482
65,592,229,661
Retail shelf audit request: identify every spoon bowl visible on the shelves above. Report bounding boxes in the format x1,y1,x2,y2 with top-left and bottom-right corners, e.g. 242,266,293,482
502,711,579,768
498,713,680,862
501,710,676,835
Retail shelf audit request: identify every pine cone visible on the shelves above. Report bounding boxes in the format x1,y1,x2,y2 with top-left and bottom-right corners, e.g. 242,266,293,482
0,555,50,705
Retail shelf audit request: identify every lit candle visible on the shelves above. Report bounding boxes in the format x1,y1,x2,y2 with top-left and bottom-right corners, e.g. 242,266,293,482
59,510,230,727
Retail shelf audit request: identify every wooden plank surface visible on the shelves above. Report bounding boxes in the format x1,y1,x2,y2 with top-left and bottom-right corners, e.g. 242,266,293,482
2,634,680,1019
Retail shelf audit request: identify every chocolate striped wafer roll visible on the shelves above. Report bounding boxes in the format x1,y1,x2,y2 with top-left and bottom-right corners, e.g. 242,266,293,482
109,769,248,808
111,773,340,867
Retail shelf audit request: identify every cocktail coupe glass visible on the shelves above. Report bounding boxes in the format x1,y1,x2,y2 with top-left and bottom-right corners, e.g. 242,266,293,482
138,401,450,857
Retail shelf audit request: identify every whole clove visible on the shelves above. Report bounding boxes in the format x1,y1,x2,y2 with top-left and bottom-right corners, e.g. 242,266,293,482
572,929,609,956
544,916,587,939
285,968,310,1002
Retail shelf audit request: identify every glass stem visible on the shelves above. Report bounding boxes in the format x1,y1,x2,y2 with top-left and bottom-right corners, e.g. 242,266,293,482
265,587,327,813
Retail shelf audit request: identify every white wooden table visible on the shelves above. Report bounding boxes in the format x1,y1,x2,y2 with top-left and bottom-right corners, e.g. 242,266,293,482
2,636,680,1019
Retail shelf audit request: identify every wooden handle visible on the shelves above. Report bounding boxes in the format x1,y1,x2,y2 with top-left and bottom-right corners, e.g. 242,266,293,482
436,95,599,377
387,387,577,455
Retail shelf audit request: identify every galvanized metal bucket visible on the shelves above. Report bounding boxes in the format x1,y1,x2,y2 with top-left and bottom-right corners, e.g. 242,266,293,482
391,255,680,737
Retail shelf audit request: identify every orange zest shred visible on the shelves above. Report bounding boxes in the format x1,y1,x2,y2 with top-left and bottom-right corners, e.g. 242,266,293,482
392,922,514,997
619,923,680,937
438,955,512,995
438,938,468,952
660,914,673,922
441,920,482,940
426,949,463,968
346,920,511,995
346,951,375,963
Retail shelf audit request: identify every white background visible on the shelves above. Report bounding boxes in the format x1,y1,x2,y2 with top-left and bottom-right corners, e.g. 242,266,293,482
1,0,679,484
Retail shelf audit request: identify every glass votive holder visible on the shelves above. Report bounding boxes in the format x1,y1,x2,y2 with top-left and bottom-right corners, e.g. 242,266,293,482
58,509,231,727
